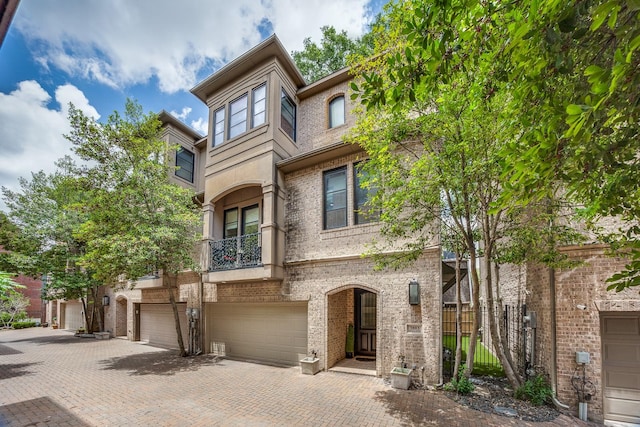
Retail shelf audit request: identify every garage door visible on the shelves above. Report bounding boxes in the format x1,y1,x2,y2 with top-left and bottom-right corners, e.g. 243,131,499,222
140,303,188,349
602,313,640,425
63,301,84,330
207,302,307,366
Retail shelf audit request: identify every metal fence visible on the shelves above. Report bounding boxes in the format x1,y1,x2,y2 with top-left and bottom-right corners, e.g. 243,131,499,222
209,232,262,271
442,304,526,378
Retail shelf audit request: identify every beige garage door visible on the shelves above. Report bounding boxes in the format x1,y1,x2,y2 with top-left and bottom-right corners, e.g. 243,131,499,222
63,301,84,330
602,313,640,425
140,303,188,349
207,302,308,366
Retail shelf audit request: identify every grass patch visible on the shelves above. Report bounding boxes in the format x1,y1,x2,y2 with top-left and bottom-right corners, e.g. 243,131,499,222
443,335,505,377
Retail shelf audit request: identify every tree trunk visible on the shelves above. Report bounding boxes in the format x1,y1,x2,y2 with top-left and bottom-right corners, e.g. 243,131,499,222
80,296,91,332
482,230,523,389
165,271,187,357
453,253,463,379
464,240,481,375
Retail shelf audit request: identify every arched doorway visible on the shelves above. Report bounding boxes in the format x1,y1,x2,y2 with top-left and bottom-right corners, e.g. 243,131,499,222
326,286,378,371
115,297,127,337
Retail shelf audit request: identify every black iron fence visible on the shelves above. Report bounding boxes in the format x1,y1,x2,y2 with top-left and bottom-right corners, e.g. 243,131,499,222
442,304,526,378
209,232,262,271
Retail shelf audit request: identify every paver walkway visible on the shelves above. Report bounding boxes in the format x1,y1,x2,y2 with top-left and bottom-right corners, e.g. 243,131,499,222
0,328,598,426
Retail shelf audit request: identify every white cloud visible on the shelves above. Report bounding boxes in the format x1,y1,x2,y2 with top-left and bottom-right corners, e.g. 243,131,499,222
14,0,373,94
0,81,99,210
170,107,193,122
190,117,208,135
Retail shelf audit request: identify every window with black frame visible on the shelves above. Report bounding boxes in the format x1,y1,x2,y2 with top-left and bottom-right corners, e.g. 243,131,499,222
280,88,296,141
175,147,194,183
354,162,379,225
323,166,347,230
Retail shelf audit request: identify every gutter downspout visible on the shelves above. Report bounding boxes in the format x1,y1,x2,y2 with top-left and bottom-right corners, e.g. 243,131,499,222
549,267,570,410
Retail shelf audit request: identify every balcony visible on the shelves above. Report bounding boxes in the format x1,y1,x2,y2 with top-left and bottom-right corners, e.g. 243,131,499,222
209,233,262,271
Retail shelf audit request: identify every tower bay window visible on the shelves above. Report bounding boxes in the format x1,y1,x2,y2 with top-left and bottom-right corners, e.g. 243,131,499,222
252,84,266,127
214,107,225,146
228,94,248,139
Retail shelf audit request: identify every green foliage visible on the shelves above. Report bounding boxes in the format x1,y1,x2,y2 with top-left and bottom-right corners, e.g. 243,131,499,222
291,25,374,83
444,365,475,394
515,375,554,406
67,99,201,285
11,321,36,329
0,290,29,327
2,157,97,303
350,0,640,291
0,271,25,293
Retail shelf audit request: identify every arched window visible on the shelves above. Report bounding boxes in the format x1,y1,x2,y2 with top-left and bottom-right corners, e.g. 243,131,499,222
329,95,345,128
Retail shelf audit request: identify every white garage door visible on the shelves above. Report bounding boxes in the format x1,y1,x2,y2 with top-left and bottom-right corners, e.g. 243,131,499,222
140,303,188,349
207,302,308,366
63,301,84,330
602,313,640,425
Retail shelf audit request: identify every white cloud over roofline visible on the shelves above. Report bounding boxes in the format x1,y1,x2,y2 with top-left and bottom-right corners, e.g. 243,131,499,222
14,0,372,95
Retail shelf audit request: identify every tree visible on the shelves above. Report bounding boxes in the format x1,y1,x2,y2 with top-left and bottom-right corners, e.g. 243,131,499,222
347,0,585,390
0,271,24,294
2,160,103,332
494,1,640,292
68,100,201,356
291,25,375,83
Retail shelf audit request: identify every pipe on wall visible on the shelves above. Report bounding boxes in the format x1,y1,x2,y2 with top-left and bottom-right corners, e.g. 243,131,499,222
549,267,570,410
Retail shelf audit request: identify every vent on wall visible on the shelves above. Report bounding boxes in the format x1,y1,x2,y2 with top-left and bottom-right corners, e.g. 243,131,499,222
406,323,422,334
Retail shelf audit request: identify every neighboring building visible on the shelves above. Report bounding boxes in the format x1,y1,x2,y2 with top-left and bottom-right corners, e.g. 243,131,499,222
499,244,640,424
0,0,19,49
13,274,43,321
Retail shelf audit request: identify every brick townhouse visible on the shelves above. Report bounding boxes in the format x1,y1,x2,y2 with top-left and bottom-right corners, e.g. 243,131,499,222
100,35,444,383
98,33,639,425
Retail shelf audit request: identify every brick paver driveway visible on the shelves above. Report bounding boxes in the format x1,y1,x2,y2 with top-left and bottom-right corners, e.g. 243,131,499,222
0,328,596,426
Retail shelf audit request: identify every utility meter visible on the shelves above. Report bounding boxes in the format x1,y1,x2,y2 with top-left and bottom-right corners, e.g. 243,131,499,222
576,351,590,364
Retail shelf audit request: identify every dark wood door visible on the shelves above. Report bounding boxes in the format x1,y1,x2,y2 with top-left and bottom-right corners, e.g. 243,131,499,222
355,290,376,356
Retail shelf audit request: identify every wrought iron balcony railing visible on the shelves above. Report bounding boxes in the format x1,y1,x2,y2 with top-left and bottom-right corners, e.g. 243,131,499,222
209,232,262,271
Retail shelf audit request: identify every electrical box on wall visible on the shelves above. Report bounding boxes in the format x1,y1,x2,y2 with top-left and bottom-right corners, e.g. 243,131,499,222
576,351,590,364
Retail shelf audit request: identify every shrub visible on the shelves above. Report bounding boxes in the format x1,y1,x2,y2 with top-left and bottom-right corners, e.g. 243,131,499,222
444,365,475,394
12,321,37,329
13,321,34,329
515,374,553,406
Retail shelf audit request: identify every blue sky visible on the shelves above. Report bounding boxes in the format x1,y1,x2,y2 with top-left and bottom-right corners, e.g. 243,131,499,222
0,0,386,211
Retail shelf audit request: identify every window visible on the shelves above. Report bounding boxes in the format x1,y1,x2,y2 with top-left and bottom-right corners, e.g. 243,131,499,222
252,84,266,127
329,95,345,128
324,167,347,229
224,208,238,239
354,163,379,224
228,94,248,139
214,108,225,146
175,147,195,183
242,205,260,235
280,89,296,141
213,83,267,147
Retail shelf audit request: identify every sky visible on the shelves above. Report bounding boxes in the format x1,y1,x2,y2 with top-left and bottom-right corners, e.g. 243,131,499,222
0,0,386,211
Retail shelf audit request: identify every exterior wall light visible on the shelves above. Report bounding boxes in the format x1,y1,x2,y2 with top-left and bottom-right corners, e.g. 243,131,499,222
409,279,420,305
102,295,110,306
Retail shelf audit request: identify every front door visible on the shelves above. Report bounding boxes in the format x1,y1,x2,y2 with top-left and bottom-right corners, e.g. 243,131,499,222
355,290,376,356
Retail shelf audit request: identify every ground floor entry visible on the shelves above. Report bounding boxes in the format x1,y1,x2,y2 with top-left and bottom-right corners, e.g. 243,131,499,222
601,312,640,425
205,302,308,367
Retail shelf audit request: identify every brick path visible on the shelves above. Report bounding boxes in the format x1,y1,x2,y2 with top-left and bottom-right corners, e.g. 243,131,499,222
0,328,598,426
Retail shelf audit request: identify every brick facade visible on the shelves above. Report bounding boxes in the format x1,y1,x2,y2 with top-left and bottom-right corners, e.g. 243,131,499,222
499,244,639,423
